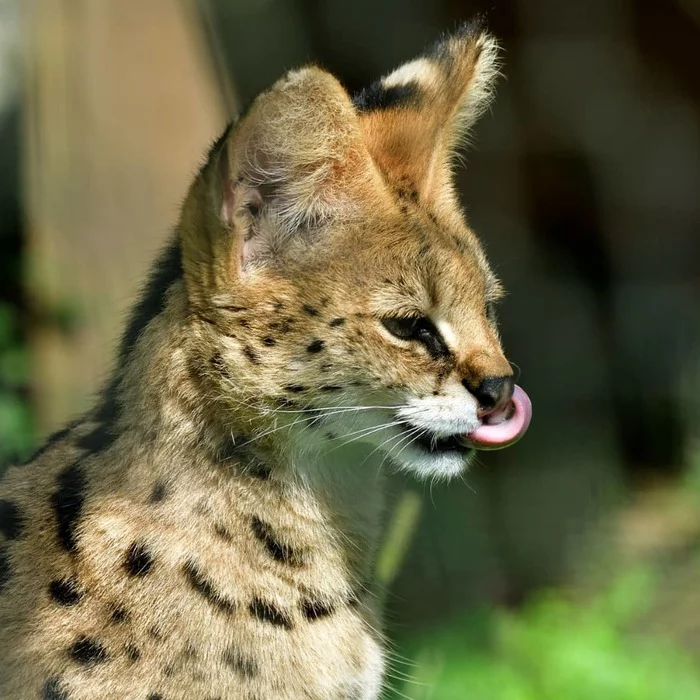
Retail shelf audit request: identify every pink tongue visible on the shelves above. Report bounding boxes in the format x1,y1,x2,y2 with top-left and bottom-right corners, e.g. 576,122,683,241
463,384,532,451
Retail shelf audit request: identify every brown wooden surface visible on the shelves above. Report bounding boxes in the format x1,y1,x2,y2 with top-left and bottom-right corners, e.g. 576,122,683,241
23,0,227,432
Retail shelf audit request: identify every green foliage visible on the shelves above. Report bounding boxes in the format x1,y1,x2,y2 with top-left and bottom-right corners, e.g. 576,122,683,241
0,301,34,466
389,570,700,700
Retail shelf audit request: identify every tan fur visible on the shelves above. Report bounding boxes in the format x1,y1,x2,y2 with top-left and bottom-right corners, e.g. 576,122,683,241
0,22,512,700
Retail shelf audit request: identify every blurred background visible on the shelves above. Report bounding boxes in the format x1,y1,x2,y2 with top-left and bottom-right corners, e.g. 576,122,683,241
2,1,700,697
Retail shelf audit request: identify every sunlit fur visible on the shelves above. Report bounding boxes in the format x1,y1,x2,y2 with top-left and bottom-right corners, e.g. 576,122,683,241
0,22,513,700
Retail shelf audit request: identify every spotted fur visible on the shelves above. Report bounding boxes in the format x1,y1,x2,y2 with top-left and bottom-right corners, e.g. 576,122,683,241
0,21,513,699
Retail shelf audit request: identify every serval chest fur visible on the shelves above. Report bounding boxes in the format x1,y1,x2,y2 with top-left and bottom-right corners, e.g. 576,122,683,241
0,21,531,700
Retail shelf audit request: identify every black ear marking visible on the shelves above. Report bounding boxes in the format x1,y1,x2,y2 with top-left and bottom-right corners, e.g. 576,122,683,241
354,81,420,112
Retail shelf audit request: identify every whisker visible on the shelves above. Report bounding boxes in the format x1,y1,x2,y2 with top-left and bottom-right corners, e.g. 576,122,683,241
325,421,405,453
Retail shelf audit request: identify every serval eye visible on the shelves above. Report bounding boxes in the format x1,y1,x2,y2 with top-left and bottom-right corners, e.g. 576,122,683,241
381,316,449,359
381,316,422,340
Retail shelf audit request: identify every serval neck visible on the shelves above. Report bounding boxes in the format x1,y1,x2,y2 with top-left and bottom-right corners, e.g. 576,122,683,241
98,277,386,588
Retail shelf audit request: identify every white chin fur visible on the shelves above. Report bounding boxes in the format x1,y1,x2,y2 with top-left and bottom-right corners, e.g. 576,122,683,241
318,414,472,481
390,443,472,480
290,387,478,481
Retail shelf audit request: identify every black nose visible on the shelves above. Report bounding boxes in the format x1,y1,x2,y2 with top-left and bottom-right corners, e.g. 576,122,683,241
463,376,514,413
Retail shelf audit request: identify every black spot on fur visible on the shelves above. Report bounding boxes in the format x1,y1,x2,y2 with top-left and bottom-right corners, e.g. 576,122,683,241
223,648,259,679
306,339,325,354
69,636,108,665
243,345,260,365
49,578,83,606
353,81,420,112
329,317,345,327
214,524,232,541
183,560,236,615
302,304,319,317
52,462,86,553
110,606,129,623
284,385,307,394
249,597,292,629
269,318,294,333
238,318,250,328
320,385,342,392
124,542,154,576
251,517,305,567
301,598,336,621
125,643,141,662
262,336,276,346
147,695,164,700
42,677,69,700
0,500,23,539
149,625,165,641
149,481,167,503
0,548,9,592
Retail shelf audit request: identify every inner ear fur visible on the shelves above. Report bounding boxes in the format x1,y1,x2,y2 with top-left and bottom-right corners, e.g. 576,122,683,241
179,67,381,306
354,21,500,206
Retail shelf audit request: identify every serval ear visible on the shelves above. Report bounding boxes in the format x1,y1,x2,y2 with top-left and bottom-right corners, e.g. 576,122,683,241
354,21,500,207
180,67,378,305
